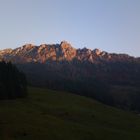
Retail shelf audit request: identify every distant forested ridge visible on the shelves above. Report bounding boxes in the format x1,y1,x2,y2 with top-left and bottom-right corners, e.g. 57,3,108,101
0,61,27,99
17,60,140,111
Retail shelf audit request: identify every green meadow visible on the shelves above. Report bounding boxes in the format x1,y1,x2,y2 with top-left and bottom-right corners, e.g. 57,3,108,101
0,87,140,140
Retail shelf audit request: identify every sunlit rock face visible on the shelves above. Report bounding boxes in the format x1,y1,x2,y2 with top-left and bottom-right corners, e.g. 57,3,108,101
60,41,76,61
93,48,102,56
0,41,137,63
76,48,93,62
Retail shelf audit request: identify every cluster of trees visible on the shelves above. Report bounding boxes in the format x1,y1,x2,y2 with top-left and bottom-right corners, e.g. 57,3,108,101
0,61,27,99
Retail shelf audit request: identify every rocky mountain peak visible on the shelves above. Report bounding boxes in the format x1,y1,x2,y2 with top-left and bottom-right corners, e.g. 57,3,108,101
93,48,102,55
0,48,13,55
59,41,76,60
37,44,47,54
60,41,73,50
22,44,35,49
39,44,47,48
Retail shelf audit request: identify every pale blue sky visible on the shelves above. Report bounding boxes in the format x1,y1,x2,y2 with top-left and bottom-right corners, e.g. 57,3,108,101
0,0,140,56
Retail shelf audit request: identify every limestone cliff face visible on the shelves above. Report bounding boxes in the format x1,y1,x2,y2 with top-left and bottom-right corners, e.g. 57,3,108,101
0,41,138,63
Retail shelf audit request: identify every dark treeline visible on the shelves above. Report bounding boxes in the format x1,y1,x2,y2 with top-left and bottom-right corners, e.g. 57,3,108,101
0,61,27,99
17,60,140,111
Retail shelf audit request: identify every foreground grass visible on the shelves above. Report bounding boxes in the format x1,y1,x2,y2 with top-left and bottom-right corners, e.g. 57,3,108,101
0,87,140,140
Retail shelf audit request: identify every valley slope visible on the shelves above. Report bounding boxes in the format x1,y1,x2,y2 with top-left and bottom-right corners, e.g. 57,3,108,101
0,87,140,140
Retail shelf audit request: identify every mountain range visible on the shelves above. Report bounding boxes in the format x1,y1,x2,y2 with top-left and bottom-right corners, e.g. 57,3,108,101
0,41,140,111
0,41,139,63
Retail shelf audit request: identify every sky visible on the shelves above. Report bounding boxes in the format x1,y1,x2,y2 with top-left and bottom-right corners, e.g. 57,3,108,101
0,0,140,57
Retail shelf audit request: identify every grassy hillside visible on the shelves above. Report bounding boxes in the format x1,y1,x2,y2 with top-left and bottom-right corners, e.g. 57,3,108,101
0,87,140,140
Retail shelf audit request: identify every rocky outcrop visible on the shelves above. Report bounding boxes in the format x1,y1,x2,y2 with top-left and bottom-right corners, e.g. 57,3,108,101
0,41,138,63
